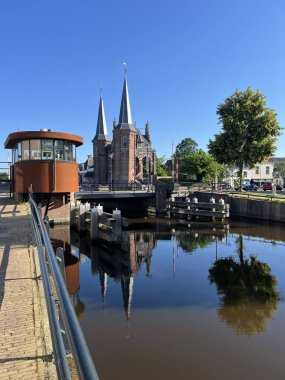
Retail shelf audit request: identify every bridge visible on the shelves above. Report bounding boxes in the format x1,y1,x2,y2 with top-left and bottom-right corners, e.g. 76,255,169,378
75,189,156,201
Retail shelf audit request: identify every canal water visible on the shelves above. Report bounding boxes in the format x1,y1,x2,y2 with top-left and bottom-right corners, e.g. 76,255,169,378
51,218,285,380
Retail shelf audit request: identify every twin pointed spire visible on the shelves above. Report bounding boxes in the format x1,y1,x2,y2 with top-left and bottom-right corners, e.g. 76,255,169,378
118,72,133,125
94,67,134,140
93,94,109,141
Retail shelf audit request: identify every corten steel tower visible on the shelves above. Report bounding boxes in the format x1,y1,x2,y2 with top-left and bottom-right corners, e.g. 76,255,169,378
4,130,83,223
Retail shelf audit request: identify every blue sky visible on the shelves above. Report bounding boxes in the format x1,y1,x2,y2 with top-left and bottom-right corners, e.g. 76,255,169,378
1,0,285,164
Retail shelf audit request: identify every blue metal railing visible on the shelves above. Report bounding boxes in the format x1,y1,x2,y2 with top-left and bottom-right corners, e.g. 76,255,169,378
29,195,99,380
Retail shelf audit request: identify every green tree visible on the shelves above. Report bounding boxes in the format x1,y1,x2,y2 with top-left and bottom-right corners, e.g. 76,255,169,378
0,172,8,180
178,233,214,253
181,149,222,182
273,161,285,183
175,138,198,159
156,156,169,176
208,88,280,191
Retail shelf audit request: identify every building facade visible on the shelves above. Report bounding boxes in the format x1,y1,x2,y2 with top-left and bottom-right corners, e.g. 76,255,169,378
93,74,156,188
227,159,274,187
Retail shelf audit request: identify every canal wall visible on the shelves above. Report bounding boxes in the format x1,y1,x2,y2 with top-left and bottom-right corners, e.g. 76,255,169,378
229,197,285,223
193,192,285,223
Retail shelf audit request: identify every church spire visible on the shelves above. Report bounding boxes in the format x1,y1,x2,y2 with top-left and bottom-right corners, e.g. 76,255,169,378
118,72,133,125
93,95,109,141
121,274,134,321
145,121,151,142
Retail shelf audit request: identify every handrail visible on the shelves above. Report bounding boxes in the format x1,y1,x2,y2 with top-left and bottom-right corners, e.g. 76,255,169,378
29,195,99,380
79,183,155,193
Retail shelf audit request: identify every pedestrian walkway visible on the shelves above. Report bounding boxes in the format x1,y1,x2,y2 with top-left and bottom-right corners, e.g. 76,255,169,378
0,192,57,379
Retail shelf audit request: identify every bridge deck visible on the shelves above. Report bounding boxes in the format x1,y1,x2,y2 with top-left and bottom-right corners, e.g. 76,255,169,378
76,190,156,201
0,191,56,379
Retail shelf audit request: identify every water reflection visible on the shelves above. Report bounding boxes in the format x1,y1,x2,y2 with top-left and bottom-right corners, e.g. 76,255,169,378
49,220,285,380
209,235,281,336
49,226,86,319
81,232,155,320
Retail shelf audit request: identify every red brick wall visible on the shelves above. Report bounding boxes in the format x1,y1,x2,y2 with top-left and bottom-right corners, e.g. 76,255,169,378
40,194,70,223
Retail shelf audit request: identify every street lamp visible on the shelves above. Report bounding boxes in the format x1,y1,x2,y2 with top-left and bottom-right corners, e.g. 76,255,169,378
146,144,150,192
109,153,114,191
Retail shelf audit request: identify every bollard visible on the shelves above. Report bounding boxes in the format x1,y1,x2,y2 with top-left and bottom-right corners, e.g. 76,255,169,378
226,203,230,217
90,207,99,240
210,197,216,212
210,197,216,220
112,208,122,241
85,202,91,212
185,196,191,218
96,204,103,216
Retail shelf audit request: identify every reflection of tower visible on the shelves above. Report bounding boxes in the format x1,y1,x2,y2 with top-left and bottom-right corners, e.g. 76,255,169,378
99,267,108,308
121,275,134,321
64,251,86,320
73,294,86,320
145,232,152,276
65,254,80,296
90,244,100,275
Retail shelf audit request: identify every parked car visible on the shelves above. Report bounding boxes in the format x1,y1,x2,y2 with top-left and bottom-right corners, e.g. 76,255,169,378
242,183,258,191
262,182,282,191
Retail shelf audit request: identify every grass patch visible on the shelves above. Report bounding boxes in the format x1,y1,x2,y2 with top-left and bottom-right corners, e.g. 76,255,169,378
229,192,285,203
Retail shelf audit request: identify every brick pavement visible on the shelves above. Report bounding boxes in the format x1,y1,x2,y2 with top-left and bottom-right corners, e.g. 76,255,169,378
0,192,57,379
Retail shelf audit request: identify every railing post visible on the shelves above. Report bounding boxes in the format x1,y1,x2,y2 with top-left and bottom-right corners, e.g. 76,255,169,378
44,215,50,237
29,195,100,380
55,247,66,283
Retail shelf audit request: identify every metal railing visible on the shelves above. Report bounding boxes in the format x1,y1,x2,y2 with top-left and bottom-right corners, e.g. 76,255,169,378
29,195,99,380
79,182,155,193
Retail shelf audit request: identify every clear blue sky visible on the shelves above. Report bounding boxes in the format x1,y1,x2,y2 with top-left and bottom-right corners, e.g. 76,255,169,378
1,0,285,164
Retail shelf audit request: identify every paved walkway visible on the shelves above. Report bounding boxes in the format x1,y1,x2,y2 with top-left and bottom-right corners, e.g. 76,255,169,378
0,192,57,379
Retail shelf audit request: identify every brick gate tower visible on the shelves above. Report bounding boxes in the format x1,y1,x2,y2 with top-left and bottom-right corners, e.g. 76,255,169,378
93,72,156,188
113,73,137,185
92,95,111,185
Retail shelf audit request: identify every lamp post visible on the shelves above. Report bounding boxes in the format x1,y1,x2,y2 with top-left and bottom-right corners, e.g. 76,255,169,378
215,162,218,191
109,153,114,191
146,144,150,192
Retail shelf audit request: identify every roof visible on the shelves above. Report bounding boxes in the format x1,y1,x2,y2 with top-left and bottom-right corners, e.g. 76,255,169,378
116,74,135,131
93,96,110,141
118,75,132,125
4,131,83,149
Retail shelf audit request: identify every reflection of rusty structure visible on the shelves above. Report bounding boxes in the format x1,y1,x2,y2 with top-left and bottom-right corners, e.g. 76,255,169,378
50,226,85,319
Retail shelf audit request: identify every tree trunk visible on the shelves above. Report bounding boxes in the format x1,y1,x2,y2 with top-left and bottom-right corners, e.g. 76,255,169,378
238,162,243,192
237,235,244,266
